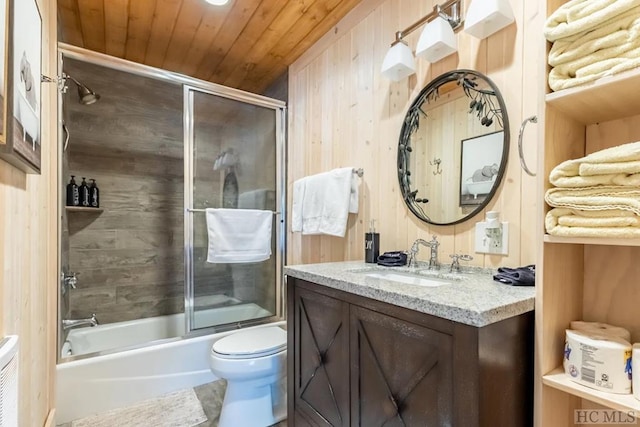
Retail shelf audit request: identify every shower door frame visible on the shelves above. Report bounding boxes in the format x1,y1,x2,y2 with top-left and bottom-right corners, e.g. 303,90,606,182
56,43,287,362
183,85,286,333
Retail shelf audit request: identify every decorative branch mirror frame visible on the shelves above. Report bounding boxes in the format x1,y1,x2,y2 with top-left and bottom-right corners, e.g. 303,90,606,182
397,69,509,225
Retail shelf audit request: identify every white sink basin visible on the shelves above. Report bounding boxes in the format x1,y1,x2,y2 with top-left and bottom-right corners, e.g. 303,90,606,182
365,271,451,287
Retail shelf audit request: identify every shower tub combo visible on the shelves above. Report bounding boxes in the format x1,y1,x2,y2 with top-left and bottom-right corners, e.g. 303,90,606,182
57,45,287,424
56,304,281,423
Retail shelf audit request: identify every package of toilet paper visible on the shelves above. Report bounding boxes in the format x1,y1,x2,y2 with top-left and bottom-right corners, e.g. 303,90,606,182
633,344,640,401
564,329,632,394
570,321,631,342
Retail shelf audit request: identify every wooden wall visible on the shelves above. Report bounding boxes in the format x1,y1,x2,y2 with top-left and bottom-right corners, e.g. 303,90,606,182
287,0,541,268
0,0,58,425
64,58,185,324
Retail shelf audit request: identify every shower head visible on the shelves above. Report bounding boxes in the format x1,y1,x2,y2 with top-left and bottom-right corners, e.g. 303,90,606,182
64,73,100,105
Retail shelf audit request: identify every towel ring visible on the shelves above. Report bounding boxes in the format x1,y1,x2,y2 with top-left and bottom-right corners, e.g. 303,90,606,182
518,115,538,177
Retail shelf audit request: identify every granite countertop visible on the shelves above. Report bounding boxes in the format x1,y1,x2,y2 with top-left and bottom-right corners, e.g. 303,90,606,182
284,261,535,327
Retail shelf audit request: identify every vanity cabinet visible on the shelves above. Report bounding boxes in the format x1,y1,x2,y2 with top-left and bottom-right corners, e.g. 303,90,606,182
287,277,534,427
534,3,640,424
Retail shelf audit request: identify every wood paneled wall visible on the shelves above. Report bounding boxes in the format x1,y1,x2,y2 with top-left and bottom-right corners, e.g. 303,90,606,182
287,0,541,268
64,58,185,324
0,0,57,425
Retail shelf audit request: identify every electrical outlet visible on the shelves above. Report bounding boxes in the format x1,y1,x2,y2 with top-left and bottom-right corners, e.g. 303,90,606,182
475,221,509,255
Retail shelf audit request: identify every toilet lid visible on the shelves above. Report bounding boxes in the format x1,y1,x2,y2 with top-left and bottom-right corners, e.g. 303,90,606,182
212,326,286,358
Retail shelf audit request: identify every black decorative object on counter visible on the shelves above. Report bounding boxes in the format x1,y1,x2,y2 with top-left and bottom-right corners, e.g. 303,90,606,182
377,251,407,267
365,220,380,263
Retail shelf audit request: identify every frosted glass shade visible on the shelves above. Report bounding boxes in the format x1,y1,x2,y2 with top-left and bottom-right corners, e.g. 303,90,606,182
416,17,457,63
381,42,416,82
464,0,515,39
205,0,229,5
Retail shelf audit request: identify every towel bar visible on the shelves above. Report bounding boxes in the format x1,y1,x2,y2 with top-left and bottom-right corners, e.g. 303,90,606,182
187,209,281,214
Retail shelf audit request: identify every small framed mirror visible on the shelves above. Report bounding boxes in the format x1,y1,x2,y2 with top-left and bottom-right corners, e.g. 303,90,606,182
397,70,509,225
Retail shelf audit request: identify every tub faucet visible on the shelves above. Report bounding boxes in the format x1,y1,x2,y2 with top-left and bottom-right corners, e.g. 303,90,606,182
407,235,440,270
63,313,99,330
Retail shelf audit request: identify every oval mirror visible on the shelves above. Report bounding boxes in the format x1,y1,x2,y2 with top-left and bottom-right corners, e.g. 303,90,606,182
397,70,509,225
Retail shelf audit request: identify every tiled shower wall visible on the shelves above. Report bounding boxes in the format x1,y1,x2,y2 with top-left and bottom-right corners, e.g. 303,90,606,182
65,58,185,323
63,58,283,325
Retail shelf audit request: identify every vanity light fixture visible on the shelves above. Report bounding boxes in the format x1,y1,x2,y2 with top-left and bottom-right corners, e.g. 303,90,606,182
381,39,416,82
416,15,458,63
381,0,463,81
464,0,515,39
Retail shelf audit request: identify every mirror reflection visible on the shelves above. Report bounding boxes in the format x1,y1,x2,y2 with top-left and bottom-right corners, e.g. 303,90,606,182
398,70,509,225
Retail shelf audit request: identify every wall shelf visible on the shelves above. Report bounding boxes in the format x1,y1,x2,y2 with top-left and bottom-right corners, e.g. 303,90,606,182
543,368,639,413
543,234,640,247
546,68,640,125
65,206,103,213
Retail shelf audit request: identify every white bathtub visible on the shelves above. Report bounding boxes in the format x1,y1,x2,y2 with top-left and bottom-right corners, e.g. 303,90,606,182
56,304,282,424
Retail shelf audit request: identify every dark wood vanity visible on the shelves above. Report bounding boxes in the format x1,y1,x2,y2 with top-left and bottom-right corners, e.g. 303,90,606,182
287,275,534,427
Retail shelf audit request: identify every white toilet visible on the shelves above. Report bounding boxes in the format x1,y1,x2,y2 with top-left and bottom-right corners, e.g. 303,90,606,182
209,326,287,427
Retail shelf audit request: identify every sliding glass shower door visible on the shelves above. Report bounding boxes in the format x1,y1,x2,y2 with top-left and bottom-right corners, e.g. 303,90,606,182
184,86,285,332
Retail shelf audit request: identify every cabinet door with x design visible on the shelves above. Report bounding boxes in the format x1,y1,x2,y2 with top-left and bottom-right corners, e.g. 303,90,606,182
350,305,453,427
292,285,350,426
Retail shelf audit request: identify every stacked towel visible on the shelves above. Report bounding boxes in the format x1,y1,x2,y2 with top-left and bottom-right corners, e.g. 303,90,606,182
291,167,359,237
493,265,535,286
544,0,640,91
377,251,408,267
545,141,640,237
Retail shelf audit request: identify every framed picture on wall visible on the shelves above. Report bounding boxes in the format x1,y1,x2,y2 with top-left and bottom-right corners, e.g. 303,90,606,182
459,130,504,207
0,0,42,174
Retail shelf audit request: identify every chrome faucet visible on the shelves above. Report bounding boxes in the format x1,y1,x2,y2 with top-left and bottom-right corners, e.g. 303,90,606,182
62,313,99,330
449,254,473,273
407,235,440,269
61,271,78,295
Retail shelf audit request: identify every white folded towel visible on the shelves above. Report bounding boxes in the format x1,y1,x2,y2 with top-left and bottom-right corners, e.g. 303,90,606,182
544,0,640,42
291,167,359,237
205,208,272,263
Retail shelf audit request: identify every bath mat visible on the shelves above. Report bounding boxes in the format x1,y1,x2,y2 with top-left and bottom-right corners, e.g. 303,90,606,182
70,388,207,427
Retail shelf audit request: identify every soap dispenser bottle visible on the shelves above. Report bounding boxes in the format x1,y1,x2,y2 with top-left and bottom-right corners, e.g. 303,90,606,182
365,219,380,263
89,179,100,208
79,177,90,207
66,175,79,206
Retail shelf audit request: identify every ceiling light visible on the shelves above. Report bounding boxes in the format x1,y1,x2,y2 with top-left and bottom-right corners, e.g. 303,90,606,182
204,0,229,5
381,40,416,82
416,16,457,63
464,0,515,39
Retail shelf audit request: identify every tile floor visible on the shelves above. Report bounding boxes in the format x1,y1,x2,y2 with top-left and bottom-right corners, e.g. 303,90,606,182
59,379,287,427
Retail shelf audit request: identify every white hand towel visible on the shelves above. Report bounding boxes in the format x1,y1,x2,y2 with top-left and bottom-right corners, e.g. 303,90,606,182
205,208,272,263
291,177,307,232
293,167,357,237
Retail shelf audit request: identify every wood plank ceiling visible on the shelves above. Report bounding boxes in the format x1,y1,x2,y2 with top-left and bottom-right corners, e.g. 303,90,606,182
57,0,363,94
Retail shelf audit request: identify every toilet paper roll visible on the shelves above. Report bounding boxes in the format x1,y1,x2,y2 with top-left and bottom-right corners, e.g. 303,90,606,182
570,321,631,342
564,329,632,394
633,344,640,401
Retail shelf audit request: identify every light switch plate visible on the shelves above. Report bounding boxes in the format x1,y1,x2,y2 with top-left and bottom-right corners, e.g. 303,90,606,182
475,221,509,255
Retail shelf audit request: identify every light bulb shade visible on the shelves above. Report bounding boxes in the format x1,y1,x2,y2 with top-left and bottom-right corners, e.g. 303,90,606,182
464,0,515,39
205,0,229,5
416,16,457,63
381,42,416,82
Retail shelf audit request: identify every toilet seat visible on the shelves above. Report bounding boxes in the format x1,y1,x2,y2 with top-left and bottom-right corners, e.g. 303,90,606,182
212,326,286,359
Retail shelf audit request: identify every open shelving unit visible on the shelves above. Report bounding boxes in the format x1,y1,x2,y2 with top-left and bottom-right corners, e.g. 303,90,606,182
537,6,640,422
65,206,103,213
